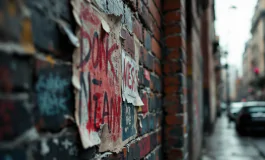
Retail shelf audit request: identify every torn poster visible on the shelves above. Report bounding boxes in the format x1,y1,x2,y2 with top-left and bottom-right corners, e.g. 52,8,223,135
121,101,137,141
71,1,123,152
122,50,144,106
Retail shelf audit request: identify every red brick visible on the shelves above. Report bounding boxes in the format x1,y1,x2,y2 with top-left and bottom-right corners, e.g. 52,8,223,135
163,0,181,11
133,18,143,42
163,60,184,75
165,24,181,37
154,0,161,10
152,38,162,59
168,149,184,159
154,59,162,76
164,85,184,94
153,23,161,40
164,74,184,87
164,48,185,61
138,136,151,158
148,0,161,27
165,36,186,49
163,99,185,110
164,11,181,23
139,1,153,30
121,28,135,57
164,104,186,115
157,130,162,144
165,115,184,125
163,95,182,104
139,90,149,114
144,52,154,70
165,137,185,149
165,125,186,139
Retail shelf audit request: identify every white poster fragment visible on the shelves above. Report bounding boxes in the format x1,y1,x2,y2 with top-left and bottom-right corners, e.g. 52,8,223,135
122,50,144,106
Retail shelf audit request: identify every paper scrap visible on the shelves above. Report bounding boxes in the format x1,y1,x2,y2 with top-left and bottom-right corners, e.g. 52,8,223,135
134,94,144,106
101,19,110,33
72,75,81,90
71,1,127,152
122,50,144,106
71,0,82,26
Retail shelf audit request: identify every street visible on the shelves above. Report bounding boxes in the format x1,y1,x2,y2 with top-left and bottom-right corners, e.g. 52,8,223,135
202,113,265,160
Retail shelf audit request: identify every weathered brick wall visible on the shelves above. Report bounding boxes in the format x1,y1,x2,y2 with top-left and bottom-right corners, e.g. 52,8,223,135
0,0,164,159
201,0,216,133
186,0,204,159
163,0,189,160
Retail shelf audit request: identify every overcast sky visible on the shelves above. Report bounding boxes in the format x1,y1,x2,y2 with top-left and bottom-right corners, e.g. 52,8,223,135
215,0,258,74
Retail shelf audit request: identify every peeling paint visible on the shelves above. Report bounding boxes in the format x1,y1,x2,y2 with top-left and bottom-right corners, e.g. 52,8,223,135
40,139,50,156
101,19,110,33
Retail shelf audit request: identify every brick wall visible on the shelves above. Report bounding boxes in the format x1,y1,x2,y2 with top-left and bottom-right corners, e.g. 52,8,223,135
163,0,189,160
0,0,215,159
0,0,164,159
201,0,216,133
186,0,204,160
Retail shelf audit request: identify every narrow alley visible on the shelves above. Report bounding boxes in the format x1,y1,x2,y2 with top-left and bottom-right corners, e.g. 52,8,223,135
202,114,265,160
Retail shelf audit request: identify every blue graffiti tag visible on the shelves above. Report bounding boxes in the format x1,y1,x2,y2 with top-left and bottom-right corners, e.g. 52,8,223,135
4,155,12,160
122,102,136,140
36,73,70,116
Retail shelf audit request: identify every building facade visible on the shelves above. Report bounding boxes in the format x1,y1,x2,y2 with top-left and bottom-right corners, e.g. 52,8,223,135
242,0,265,100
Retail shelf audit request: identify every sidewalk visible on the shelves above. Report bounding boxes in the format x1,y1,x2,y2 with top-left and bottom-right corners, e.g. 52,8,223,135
201,114,264,160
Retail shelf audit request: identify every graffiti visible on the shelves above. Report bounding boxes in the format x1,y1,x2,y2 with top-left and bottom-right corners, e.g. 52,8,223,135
122,51,142,105
61,139,73,149
68,145,78,156
72,3,122,150
121,101,136,140
36,73,71,116
61,139,78,156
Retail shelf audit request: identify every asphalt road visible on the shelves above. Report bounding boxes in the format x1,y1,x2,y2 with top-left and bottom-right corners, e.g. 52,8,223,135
251,136,265,158
202,113,265,160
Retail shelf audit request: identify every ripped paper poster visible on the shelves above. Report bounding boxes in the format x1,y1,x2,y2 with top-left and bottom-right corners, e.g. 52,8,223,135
71,1,124,152
122,50,144,106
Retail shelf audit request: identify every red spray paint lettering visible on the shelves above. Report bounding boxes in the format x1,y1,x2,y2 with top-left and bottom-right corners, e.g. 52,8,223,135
78,4,121,142
122,58,137,92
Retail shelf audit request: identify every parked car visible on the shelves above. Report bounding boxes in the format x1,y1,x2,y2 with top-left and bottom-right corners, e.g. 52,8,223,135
227,102,244,122
236,101,265,134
